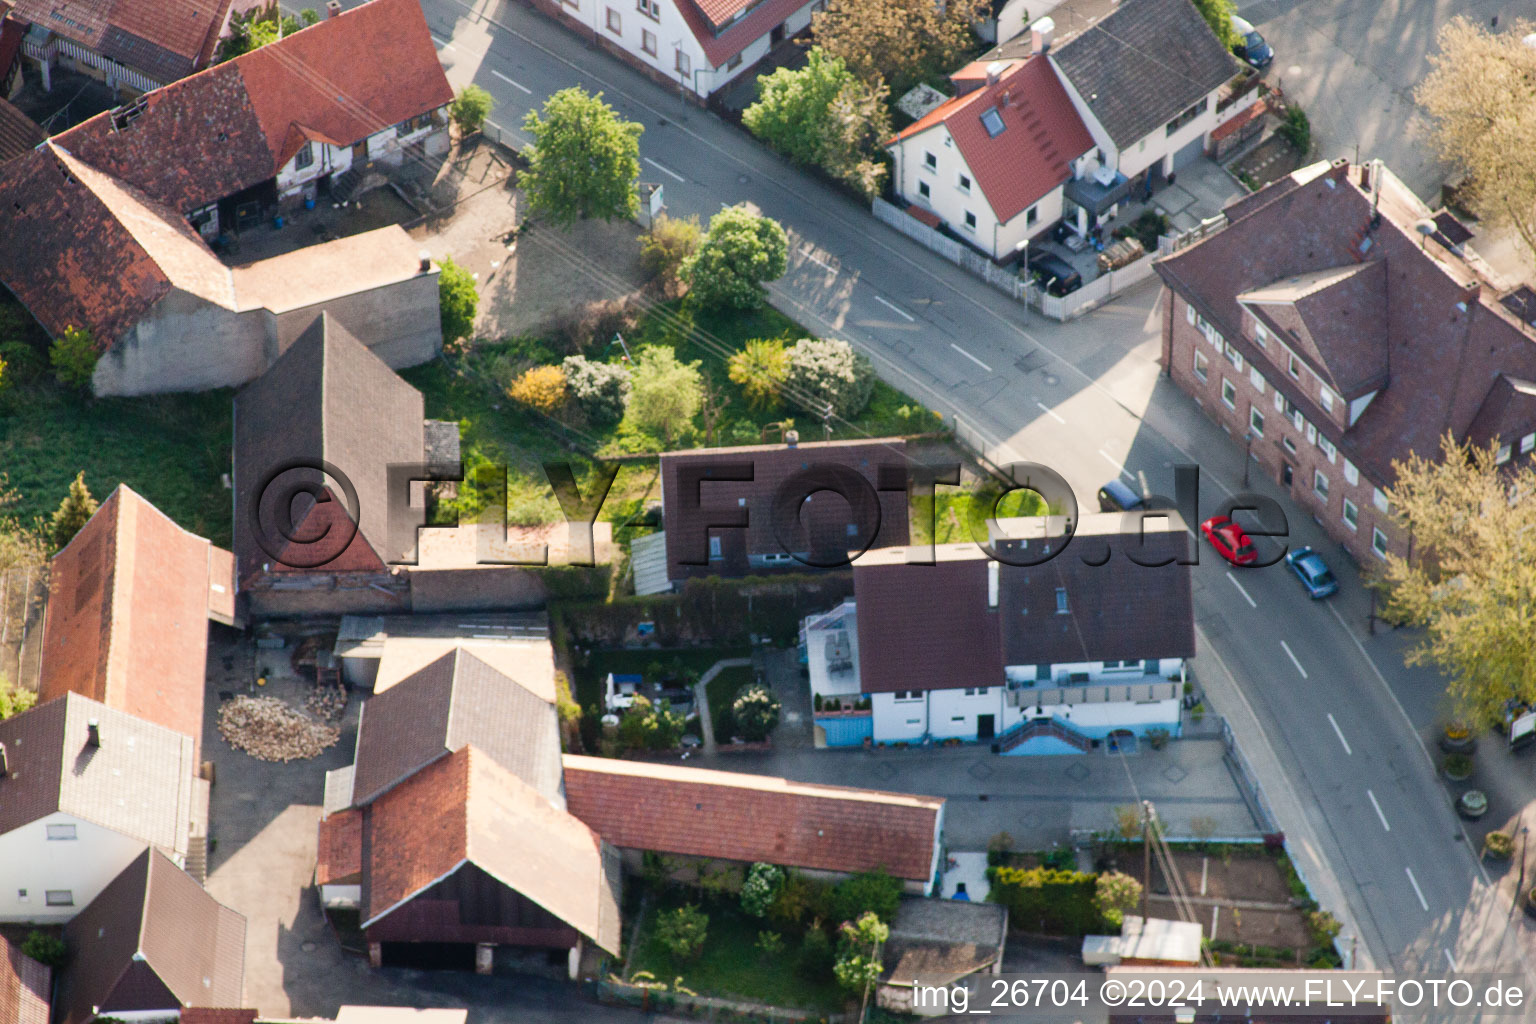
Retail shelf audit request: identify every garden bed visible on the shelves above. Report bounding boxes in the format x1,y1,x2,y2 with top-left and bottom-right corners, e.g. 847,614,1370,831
572,646,751,711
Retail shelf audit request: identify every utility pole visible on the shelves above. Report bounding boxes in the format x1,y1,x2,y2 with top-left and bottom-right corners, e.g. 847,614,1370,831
1141,800,1152,920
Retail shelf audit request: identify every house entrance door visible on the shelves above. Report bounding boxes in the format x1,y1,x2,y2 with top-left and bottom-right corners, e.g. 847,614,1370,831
977,714,995,740
1281,463,1294,487
770,23,785,44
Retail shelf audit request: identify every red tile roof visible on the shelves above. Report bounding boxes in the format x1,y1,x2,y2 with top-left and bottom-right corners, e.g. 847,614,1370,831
10,0,228,82
673,0,815,67
561,755,944,883
316,807,363,886
890,57,1092,224
40,485,229,758
0,937,50,1024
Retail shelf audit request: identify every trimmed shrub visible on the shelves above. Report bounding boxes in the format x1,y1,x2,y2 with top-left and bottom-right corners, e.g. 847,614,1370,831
561,355,631,424
784,337,874,419
741,862,785,917
830,869,902,925
988,866,1100,935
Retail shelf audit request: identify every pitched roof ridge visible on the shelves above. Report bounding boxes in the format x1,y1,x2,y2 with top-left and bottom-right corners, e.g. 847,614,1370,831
561,753,946,806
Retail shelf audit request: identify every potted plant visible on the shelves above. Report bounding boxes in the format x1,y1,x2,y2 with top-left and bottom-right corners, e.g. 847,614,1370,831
1457,790,1488,819
1440,720,1477,754
1443,753,1474,782
1483,831,1514,860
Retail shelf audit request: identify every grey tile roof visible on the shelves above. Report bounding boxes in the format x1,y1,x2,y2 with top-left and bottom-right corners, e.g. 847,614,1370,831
349,647,562,807
0,693,195,856
1050,0,1238,147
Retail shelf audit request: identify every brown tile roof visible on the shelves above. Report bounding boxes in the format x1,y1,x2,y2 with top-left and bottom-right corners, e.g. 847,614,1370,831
362,746,622,954
1156,160,1536,487
58,849,245,1024
11,0,228,82
889,57,1093,225
0,694,196,854
561,754,944,883
316,807,362,886
0,97,40,166
0,937,50,1024
41,484,223,757
232,313,425,581
180,1009,258,1024
1237,260,1389,400
853,515,1194,692
1465,374,1536,450
660,438,911,583
349,647,562,807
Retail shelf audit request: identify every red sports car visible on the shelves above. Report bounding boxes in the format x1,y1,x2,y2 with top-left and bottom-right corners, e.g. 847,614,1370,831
1200,514,1258,566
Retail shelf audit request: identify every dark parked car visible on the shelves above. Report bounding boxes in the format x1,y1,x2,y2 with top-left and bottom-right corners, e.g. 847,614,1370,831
1231,15,1273,69
1097,479,1146,512
1027,250,1083,296
1284,546,1338,598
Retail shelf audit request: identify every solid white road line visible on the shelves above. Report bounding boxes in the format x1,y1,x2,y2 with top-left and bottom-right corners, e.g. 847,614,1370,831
1406,867,1429,912
1035,401,1066,424
1280,639,1309,679
1445,948,1460,971
875,295,916,322
1367,789,1390,832
1225,571,1256,608
490,69,533,93
1098,449,1132,479
1328,713,1353,755
431,34,452,47
643,157,685,183
800,247,835,271
950,343,993,374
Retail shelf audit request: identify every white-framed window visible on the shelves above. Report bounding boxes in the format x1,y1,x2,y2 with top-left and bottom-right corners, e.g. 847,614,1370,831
1249,365,1265,393
675,49,691,75
918,180,930,199
963,211,977,232
1273,389,1284,412
1523,432,1536,455
726,52,743,70
1314,469,1329,500
1372,526,1388,559
923,151,937,170
1344,458,1359,485
46,824,77,840
957,173,971,193
1318,434,1337,462
641,27,657,53
1249,406,1264,437
1026,205,1038,226
1497,442,1512,465
1282,436,1297,455
1221,378,1236,409
605,6,621,31
1319,386,1335,412
708,536,722,560
893,690,923,702
1186,303,1197,326
1055,587,1069,614
1342,498,1358,530
636,0,659,16
1305,422,1317,445
15,889,26,902
1373,487,1389,513
1253,320,1268,348
963,687,990,696
1193,349,1208,382
1224,341,1243,370
294,141,315,170
1287,351,1301,380
45,891,73,907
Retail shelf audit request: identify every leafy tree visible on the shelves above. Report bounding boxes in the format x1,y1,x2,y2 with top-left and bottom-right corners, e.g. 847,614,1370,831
561,355,631,424
784,337,874,419
830,869,902,925
507,364,567,413
51,471,98,551
1307,909,1342,946
623,346,703,443
1415,17,1536,260
812,0,983,97
617,694,686,750
656,903,709,960
799,922,835,977
755,929,785,962
769,871,832,927
20,931,66,969
438,257,479,347
743,48,891,199
728,338,791,408
50,325,98,390
1276,105,1311,155
1093,871,1142,929
640,214,702,293
1190,0,1239,50
731,683,781,741
741,862,785,917
1373,433,1536,722
217,4,318,61
833,911,889,1012
520,88,643,226
681,206,788,311
0,676,37,720
449,84,494,136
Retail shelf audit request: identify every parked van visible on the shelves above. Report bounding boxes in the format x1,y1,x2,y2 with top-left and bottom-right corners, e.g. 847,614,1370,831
1231,15,1273,69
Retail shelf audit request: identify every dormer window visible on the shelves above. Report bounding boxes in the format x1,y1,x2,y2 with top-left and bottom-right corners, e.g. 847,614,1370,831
294,142,315,170
980,108,1005,138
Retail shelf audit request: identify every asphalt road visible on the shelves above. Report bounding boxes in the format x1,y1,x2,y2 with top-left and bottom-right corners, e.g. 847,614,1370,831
296,0,1533,997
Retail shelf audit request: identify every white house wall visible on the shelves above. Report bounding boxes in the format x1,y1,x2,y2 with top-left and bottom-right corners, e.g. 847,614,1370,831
580,0,711,96
1115,96,1219,181
891,124,1009,258
0,812,147,923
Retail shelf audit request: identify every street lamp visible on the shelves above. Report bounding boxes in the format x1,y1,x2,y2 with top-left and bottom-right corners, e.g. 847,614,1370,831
1519,826,1531,913
1242,430,1255,488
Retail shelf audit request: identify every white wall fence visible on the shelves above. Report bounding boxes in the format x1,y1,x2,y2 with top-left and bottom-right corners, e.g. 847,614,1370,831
1158,214,1228,256
1036,252,1159,322
871,197,1031,304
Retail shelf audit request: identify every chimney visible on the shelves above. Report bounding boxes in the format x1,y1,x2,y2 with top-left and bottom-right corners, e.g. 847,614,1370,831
1358,162,1371,190
785,429,799,448
418,250,433,273
984,61,1006,86
1030,16,1054,54
987,560,999,609
87,719,101,748
325,0,342,17
1000,89,1011,108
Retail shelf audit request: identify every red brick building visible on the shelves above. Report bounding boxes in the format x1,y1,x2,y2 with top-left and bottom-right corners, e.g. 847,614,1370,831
1155,159,1536,567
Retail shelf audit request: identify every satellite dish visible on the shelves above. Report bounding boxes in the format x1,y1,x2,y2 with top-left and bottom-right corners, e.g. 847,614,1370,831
601,714,620,727
1414,218,1437,236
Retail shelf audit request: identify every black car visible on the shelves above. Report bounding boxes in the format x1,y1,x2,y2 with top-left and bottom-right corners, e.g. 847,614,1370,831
1027,250,1083,296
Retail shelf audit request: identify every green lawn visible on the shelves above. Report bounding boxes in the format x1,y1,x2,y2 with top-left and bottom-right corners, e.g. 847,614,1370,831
0,326,232,546
572,645,752,711
629,896,845,1013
